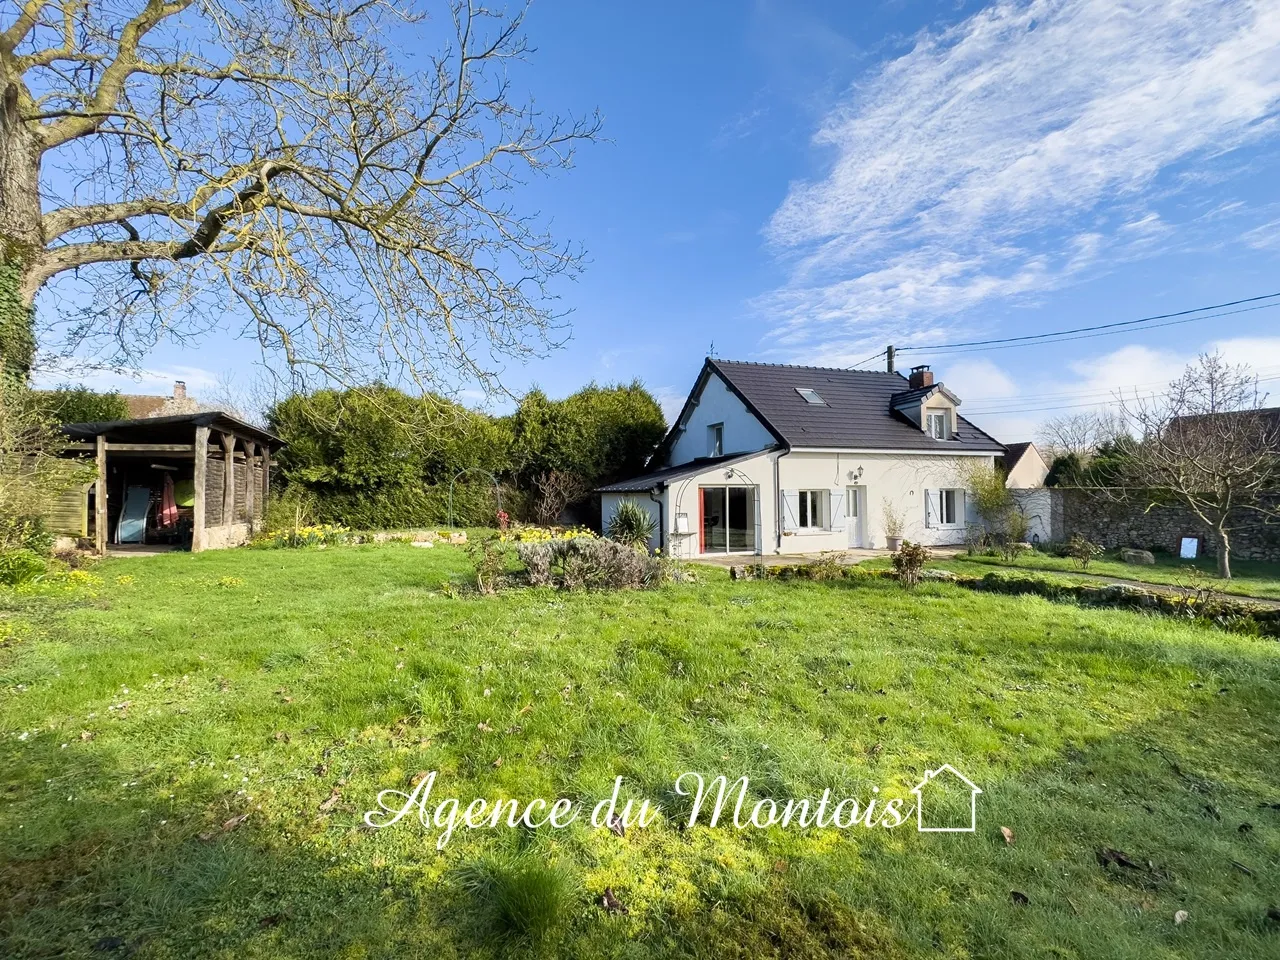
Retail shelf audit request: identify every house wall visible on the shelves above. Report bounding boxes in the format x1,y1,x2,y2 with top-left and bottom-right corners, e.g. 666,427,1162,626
662,450,779,559
645,449,998,558
600,493,664,553
1005,448,1049,489
669,371,777,466
777,450,995,551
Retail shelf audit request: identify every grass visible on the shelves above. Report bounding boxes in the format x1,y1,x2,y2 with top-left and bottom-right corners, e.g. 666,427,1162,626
902,549,1280,602
2,543,1279,958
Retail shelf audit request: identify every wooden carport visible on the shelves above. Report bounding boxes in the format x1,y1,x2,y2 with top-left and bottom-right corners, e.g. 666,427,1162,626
59,412,282,554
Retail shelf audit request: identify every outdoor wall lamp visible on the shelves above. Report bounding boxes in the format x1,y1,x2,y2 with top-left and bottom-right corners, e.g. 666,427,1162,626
846,466,864,482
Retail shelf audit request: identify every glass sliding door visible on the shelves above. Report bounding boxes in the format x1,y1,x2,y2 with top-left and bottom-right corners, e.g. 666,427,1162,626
700,486,757,554
727,487,756,551
701,486,727,553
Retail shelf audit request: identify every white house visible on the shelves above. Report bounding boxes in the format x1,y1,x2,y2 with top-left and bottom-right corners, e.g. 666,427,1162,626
999,441,1050,489
598,358,1007,558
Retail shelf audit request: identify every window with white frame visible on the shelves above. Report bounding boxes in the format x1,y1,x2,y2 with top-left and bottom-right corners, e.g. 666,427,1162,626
927,488,962,526
708,422,723,457
798,490,825,528
925,408,950,439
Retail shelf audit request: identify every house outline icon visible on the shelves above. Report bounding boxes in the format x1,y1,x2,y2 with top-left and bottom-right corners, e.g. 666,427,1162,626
910,764,982,833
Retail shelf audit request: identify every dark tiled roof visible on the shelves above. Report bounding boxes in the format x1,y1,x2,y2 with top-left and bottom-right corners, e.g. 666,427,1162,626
705,359,1005,453
596,451,771,492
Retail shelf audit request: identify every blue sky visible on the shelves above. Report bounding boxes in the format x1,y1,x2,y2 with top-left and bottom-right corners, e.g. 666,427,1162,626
40,0,1280,442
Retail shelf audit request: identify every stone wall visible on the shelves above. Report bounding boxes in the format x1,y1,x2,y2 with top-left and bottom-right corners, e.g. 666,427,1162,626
1055,488,1280,563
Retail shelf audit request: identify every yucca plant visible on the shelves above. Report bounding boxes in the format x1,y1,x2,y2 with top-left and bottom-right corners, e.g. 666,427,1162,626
607,498,657,549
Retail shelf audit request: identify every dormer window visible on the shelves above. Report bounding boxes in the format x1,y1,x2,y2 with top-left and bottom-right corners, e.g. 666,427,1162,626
925,408,950,440
795,387,826,405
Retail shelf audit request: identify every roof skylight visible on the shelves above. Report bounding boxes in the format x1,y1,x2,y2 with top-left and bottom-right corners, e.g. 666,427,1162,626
796,387,826,405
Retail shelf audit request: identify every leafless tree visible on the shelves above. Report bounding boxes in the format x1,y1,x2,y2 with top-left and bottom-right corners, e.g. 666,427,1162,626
530,468,586,526
0,1,598,391
1037,409,1126,459
1119,353,1280,579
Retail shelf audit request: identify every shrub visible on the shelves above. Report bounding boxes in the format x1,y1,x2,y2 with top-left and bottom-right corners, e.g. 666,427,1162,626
806,551,847,581
516,541,554,587
606,498,656,548
891,540,931,588
467,534,508,594
0,549,49,586
516,536,662,591
1065,535,1102,569
0,516,54,555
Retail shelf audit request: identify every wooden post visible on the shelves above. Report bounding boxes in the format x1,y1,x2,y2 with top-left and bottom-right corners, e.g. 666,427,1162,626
221,433,236,527
192,425,208,552
261,444,271,508
94,435,107,555
244,441,256,525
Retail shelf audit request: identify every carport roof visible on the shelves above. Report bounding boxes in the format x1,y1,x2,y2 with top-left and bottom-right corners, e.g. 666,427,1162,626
61,411,281,447
595,450,772,493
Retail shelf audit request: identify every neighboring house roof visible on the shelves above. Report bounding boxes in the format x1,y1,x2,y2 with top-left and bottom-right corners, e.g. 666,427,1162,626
62,411,281,447
122,394,171,418
660,359,1005,455
1170,406,1280,442
999,441,1034,471
121,380,202,419
596,451,769,493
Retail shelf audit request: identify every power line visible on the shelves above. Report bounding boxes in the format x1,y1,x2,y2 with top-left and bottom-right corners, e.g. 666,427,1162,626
850,348,887,369
963,366,1280,407
963,373,1280,416
896,292,1280,355
913,302,1280,358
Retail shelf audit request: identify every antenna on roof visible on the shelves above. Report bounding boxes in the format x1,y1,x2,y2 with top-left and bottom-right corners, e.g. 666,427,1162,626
707,341,716,358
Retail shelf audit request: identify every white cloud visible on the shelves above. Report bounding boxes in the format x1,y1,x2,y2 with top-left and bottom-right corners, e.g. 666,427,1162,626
952,335,1280,441
761,0,1280,357
1242,217,1280,250
32,362,220,395
651,385,689,425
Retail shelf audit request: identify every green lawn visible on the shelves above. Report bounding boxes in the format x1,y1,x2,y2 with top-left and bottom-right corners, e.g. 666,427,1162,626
3,545,1280,959
912,550,1280,602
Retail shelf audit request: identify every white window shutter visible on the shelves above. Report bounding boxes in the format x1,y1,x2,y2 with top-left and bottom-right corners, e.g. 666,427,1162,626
923,489,933,528
782,490,800,532
829,489,845,532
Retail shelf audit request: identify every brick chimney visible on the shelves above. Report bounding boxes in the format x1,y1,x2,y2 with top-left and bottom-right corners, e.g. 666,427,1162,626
173,380,187,401
908,365,934,390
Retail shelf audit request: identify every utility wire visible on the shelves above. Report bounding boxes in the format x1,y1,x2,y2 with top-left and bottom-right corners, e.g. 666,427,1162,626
896,292,1280,355
850,349,887,368
963,373,1280,417
963,366,1280,407
909,302,1280,358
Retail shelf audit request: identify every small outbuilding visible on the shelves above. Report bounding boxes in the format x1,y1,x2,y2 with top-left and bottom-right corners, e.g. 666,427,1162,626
55,412,282,554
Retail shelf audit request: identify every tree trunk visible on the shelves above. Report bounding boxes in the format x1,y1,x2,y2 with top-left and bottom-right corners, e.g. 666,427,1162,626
0,81,45,381
1214,527,1232,579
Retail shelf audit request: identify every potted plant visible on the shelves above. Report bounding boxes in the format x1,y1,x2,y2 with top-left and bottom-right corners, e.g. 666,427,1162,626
881,498,905,552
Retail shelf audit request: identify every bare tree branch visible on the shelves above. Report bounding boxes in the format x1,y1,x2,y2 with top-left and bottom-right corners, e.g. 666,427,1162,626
1113,353,1280,579
1,0,600,395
